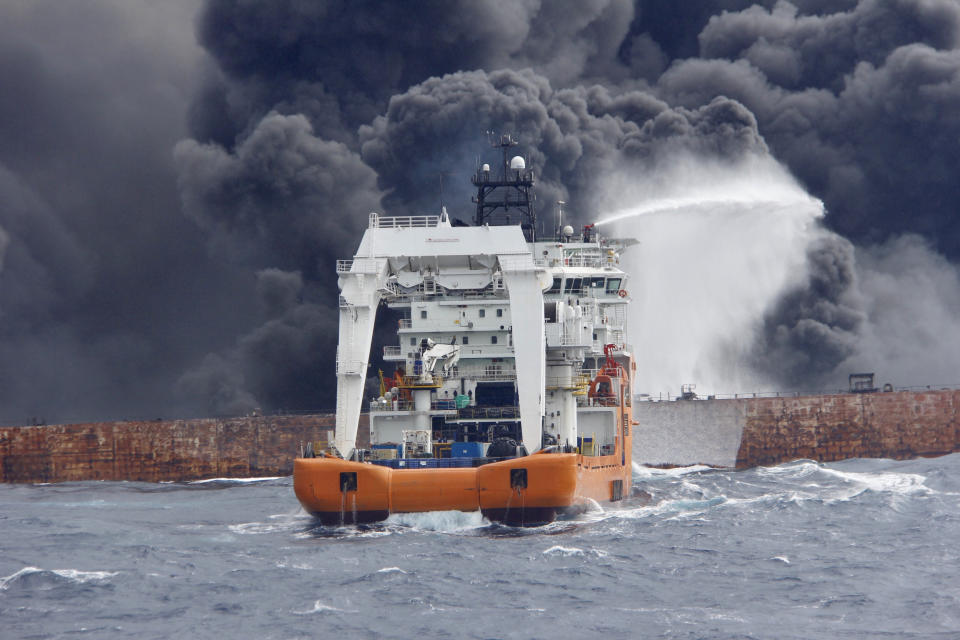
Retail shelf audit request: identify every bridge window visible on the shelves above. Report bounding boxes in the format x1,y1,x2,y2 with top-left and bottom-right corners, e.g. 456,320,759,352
547,278,562,294
605,278,621,294
564,277,583,293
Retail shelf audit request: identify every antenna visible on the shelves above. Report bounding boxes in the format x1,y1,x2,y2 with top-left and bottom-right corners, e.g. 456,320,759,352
471,132,537,240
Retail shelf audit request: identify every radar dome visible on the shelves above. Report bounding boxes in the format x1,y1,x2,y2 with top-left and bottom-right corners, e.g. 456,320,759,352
510,156,526,170
562,224,574,237
481,163,490,173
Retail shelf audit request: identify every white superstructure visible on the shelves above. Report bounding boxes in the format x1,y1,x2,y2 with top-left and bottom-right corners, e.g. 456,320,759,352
332,139,633,462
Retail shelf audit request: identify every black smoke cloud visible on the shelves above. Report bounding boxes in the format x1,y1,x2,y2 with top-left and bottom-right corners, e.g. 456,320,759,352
189,0,637,145
175,112,381,279
358,72,767,223
752,232,866,388
0,0,260,424
2,0,960,424
663,0,960,255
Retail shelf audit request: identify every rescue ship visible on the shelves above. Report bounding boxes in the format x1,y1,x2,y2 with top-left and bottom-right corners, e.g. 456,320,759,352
294,135,637,526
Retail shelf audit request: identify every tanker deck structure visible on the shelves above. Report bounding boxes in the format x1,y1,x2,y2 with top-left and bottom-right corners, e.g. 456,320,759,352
294,136,637,526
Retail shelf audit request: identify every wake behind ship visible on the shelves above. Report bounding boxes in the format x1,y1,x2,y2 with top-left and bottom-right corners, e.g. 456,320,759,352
294,136,637,526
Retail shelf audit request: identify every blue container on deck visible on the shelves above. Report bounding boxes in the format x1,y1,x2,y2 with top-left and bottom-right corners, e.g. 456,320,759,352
403,458,437,468
451,442,487,458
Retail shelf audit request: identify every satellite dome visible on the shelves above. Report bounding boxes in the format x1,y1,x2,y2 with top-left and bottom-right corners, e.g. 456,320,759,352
562,224,574,237
510,156,526,170
481,163,490,173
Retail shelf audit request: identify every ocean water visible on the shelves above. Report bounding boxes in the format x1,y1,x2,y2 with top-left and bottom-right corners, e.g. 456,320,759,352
2,454,960,639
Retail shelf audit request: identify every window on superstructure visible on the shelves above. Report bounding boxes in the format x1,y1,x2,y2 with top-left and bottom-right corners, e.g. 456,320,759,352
420,310,428,319
547,278,562,294
491,335,498,344
410,337,416,346
496,308,503,317
590,277,605,289
479,309,486,318
564,277,583,293
463,336,469,345
605,278,622,294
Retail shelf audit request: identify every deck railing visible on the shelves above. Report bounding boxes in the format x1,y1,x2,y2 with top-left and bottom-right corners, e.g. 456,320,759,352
369,213,440,228
383,345,404,359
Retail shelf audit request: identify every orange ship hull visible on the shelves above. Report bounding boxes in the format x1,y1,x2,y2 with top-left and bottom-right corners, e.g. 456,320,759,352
294,448,632,527
296,357,635,527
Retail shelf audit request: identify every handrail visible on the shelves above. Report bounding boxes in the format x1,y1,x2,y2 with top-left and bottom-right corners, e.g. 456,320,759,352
335,258,381,274
371,215,440,229
634,383,960,402
577,396,620,407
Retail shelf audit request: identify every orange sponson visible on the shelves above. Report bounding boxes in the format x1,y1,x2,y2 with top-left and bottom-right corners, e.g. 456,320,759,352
294,452,583,526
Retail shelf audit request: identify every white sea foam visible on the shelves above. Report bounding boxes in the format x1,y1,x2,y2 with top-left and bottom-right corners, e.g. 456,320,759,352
760,462,932,500
377,567,407,574
229,521,292,534
0,567,118,590
384,510,488,532
189,476,283,484
293,600,357,615
229,509,308,535
756,461,822,479
818,468,931,496
632,463,714,478
543,545,585,557
542,545,608,558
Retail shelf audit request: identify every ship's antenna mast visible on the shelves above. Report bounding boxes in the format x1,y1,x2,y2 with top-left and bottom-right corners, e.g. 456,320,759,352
555,200,565,239
471,133,537,241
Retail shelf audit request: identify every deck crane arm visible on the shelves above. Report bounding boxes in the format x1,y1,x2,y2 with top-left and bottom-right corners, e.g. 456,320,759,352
420,339,460,377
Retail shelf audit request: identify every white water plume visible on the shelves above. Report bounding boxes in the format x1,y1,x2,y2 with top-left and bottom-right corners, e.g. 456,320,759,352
596,154,825,396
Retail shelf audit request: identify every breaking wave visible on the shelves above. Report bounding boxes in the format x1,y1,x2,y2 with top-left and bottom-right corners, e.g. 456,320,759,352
0,567,118,591
3,454,959,639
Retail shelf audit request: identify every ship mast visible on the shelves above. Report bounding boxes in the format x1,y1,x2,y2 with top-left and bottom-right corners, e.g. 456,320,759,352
471,134,537,241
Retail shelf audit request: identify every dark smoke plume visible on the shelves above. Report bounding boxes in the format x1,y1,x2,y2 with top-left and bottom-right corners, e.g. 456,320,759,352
2,0,960,423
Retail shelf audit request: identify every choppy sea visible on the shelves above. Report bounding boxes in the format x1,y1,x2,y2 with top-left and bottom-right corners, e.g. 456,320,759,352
2,452,960,639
